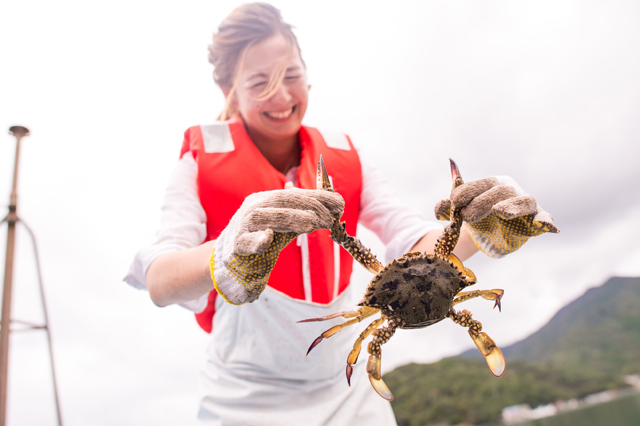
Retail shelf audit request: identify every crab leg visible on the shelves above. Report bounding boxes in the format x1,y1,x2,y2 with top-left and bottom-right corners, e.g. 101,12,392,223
434,159,465,259
303,307,380,355
317,156,385,274
366,317,403,401
297,306,379,323
330,219,384,274
453,289,504,312
346,316,387,386
448,308,506,377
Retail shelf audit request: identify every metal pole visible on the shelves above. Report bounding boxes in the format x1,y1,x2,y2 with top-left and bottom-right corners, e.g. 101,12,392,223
0,126,28,426
20,222,63,426
0,126,63,425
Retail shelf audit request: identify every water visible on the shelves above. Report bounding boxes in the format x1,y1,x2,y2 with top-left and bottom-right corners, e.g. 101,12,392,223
515,392,640,426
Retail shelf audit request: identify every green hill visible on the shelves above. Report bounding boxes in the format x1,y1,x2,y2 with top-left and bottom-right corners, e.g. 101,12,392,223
461,276,640,375
504,276,640,374
385,359,622,426
384,276,640,426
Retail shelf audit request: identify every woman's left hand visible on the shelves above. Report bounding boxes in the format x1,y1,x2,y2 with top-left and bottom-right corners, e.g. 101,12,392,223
434,176,558,258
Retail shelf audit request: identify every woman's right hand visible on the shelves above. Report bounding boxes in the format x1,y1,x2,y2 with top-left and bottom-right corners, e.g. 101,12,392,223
212,188,344,305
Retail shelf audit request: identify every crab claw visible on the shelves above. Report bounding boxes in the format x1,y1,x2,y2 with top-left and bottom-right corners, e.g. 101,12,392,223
345,346,361,386
369,375,394,401
485,346,506,377
346,364,354,386
317,155,333,191
449,158,464,189
469,331,506,377
305,335,324,356
366,355,394,400
481,289,504,312
305,319,351,356
492,290,504,312
449,158,460,180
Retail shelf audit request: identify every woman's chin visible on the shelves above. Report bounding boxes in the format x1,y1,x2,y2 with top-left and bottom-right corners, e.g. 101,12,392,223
263,120,302,140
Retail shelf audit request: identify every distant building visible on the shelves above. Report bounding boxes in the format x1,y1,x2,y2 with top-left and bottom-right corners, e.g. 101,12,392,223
624,374,640,390
555,398,580,412
501,404,532,424
529,404,557,419
584,390,614,405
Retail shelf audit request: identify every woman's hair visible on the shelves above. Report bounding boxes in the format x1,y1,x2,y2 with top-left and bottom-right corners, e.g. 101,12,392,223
208,3,303,120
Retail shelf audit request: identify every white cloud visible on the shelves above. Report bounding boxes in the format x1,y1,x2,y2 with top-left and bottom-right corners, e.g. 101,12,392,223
1,0,639,424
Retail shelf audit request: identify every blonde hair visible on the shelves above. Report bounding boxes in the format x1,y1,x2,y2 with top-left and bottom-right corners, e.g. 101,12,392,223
208,3,303,121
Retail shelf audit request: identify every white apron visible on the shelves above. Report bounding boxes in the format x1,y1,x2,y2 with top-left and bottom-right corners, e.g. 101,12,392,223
197,284,397,426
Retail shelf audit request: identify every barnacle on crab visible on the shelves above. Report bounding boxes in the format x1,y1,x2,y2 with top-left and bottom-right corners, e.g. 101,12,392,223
299,157,505,401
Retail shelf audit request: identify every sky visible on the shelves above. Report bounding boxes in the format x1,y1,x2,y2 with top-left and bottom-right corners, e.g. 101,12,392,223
1,0,640,425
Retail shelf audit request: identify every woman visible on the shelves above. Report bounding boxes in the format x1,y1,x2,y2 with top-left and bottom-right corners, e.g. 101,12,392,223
125,3,556,424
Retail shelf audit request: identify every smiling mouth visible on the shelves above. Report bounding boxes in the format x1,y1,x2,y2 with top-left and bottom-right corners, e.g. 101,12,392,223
264,106,295,120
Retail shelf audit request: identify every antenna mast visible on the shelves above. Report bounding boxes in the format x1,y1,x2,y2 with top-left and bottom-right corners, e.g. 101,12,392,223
0,126,63,426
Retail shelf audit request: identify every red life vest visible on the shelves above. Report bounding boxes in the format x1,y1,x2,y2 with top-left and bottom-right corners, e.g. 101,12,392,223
180,116,363,333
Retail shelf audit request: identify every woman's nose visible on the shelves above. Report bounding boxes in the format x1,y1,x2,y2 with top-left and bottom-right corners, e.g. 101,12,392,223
269,84,293,105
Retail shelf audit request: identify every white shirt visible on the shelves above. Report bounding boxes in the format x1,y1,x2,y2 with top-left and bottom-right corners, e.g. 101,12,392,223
124,147,441,312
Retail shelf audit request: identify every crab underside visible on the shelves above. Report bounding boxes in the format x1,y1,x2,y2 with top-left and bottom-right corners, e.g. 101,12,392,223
299,157,506,401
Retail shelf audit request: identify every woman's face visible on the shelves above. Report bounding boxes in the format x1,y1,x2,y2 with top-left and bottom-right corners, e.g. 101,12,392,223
231,33,308,142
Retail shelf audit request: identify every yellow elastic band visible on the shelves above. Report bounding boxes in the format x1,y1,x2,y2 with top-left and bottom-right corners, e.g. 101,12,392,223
210,247,240,306
468,230,491,257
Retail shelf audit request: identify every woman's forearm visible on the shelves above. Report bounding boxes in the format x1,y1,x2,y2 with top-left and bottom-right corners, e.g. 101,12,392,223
410,225,479,261
146,240,216,307
146,224,479,307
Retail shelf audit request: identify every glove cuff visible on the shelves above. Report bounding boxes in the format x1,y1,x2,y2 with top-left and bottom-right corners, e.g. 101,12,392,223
212,230,250,305
467,210,551,258
467,226,507,259
212,228,298,305
210,246,240,306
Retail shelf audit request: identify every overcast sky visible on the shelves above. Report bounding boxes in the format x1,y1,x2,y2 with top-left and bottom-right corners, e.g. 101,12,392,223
1,0,639,425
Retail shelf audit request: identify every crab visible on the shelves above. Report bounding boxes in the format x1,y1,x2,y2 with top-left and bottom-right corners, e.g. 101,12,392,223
299,157,506,401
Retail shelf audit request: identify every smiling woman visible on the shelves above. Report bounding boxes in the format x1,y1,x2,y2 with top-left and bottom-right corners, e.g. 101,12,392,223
122,2,554,425
222,32,309,173
124,4,421,424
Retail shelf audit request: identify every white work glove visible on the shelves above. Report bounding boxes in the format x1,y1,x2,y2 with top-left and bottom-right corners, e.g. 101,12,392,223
435,176,558,258
212,188,345,305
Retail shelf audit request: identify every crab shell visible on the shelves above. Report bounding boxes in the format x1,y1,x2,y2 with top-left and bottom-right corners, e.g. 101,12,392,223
359,252,477,329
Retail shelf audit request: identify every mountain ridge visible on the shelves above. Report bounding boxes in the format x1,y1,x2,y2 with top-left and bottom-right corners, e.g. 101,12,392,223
384,275,640,426
459,276,640,374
